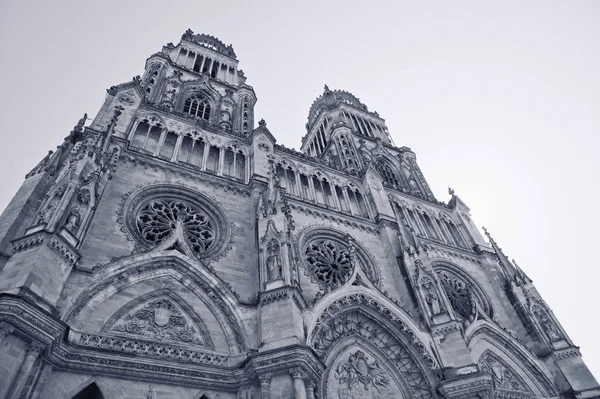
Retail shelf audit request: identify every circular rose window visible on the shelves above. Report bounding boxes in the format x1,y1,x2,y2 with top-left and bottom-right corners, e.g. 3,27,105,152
304,239,354,287
124,185,228,259
137,199,216,253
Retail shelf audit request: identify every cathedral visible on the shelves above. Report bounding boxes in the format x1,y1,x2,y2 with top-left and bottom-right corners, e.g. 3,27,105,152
0,29,598,399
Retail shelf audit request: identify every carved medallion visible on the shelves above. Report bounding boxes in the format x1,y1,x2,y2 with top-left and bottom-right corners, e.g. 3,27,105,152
110,298,207,346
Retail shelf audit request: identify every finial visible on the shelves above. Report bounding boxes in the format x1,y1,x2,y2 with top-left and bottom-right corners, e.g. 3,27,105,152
448,187,455,196
258,119,266,127
482,226,489,236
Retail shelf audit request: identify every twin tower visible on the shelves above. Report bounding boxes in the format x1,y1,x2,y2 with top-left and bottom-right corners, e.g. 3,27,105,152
0,29,597,399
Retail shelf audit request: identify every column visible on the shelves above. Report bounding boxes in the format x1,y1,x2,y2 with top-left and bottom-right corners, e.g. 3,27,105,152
342,187,352,215
0,321,14,345
440,220,456,246
290,369,307,399
8,342,44,399
305,380,316,399
308,177,317,204
208,59,214,76
171,134,183,163
217,148,225,176
200,57,206,73
330,185,341,210
154,129,167,157
259,376,271,399
28,362,53,399
201,143,210,170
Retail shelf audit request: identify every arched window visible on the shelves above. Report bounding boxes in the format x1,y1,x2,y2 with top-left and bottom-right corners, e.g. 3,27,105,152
159,131,178,160
206,145,220,173
183,95,211,121
375,159,399,188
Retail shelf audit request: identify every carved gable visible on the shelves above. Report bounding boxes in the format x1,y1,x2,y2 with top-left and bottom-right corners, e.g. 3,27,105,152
479,351,530,393
103,291,214,349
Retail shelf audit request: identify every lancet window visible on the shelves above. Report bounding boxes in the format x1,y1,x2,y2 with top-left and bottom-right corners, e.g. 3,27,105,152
129,121,247,182
130,120,163,154
336,133,359,170
223,147,246,180
397,202,470,249
177,136,205,167
241,98,250,135
375,158,400,188
183,95,211,121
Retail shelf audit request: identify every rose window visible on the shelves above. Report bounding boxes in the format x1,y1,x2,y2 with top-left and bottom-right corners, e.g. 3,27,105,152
304,240,354,287
136,199,216,255
438,272,474,320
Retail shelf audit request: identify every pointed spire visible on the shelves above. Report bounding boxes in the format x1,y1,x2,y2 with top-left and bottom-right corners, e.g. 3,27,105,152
512,258,532,284
482,227,520,284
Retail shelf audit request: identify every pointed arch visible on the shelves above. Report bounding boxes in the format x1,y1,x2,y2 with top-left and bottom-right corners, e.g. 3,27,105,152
65,251,248,354
295,226,382,289
62,379,108,399
465,320,558,397
308,288,440,399
431,261,494,320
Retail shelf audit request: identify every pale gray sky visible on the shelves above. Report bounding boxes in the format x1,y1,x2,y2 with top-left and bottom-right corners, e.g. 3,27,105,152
1,0,599,378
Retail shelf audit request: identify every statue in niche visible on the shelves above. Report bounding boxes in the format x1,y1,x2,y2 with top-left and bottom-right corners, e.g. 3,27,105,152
535,308,561,341
36,204,54,225
64,206,81,232
266,240,282,281
423,281,443,316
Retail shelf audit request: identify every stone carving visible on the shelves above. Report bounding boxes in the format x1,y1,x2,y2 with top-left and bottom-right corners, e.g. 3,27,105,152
479,352,529,392
136,199,216,255
312,307,436,399
257,142,270,152
266,239,282,281
532,305,561,341
65,205,81,232
423,281,443,316
334,350,390,394
112,298,204,345
304,239,353,288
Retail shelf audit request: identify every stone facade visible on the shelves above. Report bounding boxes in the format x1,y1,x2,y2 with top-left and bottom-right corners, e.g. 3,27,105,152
0,29,597,399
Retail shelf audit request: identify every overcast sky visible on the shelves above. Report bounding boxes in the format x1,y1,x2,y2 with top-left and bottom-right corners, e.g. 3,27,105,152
1,0,599,380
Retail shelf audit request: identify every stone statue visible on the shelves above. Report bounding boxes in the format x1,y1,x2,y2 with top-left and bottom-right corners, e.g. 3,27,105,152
65,206,81,232
164,89,176,102
266,242,282,281
74,113,88,133
424,282,442,315
37,204,54,225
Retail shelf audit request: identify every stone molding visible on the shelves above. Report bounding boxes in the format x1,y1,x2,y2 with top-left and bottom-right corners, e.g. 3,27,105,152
66,260,246,353
75,332,227,366
11,231,79,265
553,346,581,361
431,320,462,337
466,324,558,396
436,372,494,399
258,286,306,310
0,295,325,390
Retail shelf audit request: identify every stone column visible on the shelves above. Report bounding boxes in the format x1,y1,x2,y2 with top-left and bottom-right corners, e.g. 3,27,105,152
290,369,307,399
8,342,44,399
29,362,53,399
259,376,271,399
305,380,316,399
0,321,15,345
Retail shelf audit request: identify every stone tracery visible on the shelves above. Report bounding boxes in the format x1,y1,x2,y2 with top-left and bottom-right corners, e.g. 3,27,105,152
136,199,216,255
